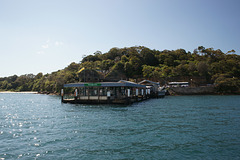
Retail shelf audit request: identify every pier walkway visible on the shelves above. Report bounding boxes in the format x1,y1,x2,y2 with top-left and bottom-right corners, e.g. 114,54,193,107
61,80,154,105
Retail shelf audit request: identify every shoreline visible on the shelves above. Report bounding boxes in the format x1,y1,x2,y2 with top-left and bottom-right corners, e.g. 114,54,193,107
0,91,38,94
0,90,239,96
0,91,59,95
167,86,240,95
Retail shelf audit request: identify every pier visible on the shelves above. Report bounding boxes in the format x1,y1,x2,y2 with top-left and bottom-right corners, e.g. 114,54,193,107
61,80,153,105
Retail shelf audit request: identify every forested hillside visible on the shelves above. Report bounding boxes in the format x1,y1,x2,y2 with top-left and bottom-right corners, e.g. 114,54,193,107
1,46,240,94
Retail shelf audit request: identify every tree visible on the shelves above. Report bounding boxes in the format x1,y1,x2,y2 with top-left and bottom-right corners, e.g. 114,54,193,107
142,65,154,79
174,49,188,60
7,75,18,83
0,45,239,94
99,60,114,74
121,55,128,63
140,48,159,66
1,80,9,90
104,47,121,60
35,73,43,79
173,64,189,76
198,46,206,55
164,56,175,66
66,62,80,71
197,61,208,76
188,62,197,76
227,49,236,54
124,62,134,78
214,75,240,93
129,56,143,76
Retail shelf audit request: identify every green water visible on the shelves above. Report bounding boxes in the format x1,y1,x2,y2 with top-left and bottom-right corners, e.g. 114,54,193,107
0,94,240,159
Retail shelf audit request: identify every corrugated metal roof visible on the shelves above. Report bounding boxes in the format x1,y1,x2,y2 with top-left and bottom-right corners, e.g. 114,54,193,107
139,80,159,85
64,81,146,88
168,82,189,85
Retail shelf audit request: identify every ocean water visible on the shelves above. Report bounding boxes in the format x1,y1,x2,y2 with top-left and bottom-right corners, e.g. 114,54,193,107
0,93,240,160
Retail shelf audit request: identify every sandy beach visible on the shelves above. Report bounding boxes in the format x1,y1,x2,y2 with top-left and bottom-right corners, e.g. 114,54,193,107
0,91,38,94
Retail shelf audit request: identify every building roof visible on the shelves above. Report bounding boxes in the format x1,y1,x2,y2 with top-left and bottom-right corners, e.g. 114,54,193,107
139,80,160,85
64,80,146,88
168,82,189,85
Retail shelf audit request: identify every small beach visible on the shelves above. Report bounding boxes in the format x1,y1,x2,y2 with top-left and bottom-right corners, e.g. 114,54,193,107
0,91,38,94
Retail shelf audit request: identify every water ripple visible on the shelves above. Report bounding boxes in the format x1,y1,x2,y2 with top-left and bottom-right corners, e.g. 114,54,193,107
0,94,240,159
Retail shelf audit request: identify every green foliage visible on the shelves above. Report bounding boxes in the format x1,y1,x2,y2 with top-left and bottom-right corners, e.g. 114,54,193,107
214,75,240,93
0,46,240,94
142,65,156,79
121,55,128,62
140,47,159,66
81,55,101,63
197,61,209,76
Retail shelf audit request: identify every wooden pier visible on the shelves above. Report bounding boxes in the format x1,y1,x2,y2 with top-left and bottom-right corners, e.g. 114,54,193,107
61,80,152,105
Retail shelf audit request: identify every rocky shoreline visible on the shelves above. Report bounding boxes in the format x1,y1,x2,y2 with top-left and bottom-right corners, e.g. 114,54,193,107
167,86,240,95
168,86,215,95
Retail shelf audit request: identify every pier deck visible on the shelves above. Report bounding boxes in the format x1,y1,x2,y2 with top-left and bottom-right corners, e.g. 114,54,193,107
61,81,153,105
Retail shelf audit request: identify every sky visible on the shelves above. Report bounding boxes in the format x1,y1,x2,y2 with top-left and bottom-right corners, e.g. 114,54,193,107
0,0,240,77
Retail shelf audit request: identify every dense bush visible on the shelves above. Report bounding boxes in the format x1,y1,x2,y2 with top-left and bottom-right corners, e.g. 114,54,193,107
0,46,239,94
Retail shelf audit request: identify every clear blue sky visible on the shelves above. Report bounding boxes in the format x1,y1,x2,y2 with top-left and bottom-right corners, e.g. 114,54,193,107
1,0,240,77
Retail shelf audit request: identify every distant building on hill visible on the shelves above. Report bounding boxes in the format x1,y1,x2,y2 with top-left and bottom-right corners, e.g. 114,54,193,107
168,82,189,87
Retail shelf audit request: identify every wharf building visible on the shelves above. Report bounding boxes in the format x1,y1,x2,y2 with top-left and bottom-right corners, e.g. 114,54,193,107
61,80,155,105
